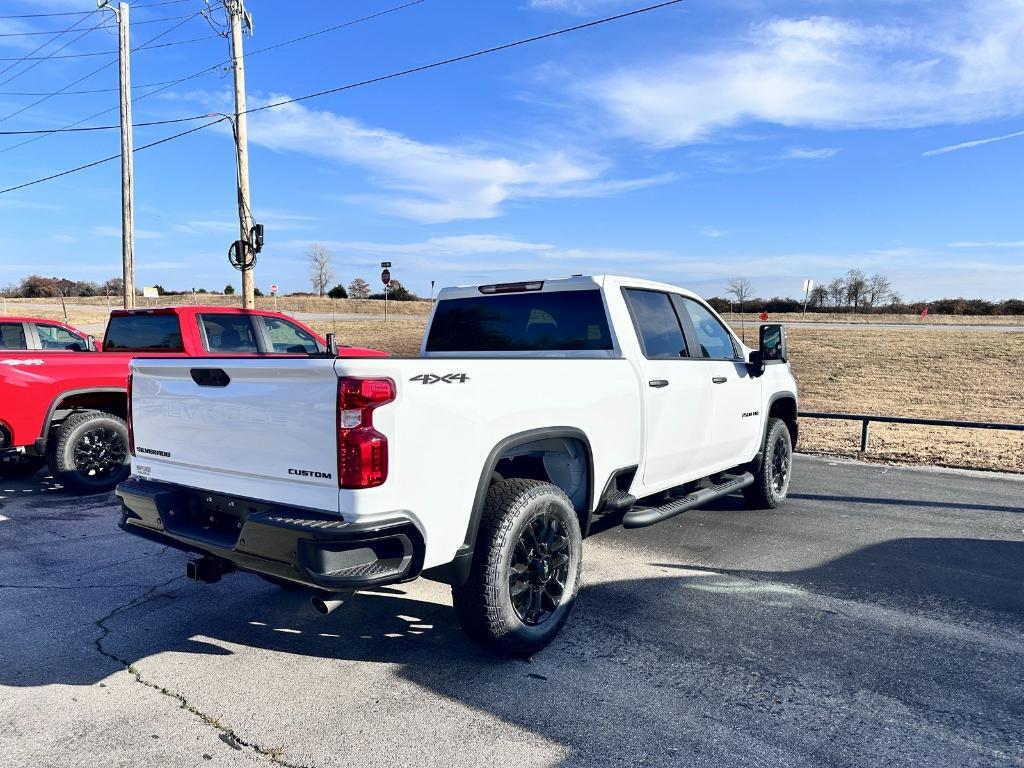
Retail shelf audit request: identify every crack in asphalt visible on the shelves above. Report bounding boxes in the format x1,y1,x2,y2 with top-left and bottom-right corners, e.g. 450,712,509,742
92,574,314,768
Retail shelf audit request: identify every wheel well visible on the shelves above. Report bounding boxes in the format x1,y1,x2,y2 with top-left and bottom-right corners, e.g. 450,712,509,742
48,391,126,434
492,436,591,530
769,396,798,447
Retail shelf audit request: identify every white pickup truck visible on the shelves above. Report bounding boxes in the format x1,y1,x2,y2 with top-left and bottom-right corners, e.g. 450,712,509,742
117,276,798,655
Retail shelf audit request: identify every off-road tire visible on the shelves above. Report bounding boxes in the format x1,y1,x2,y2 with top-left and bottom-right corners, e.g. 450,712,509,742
47,410,130,493
743,417,793,509
0,453,46,480
452,478,583,657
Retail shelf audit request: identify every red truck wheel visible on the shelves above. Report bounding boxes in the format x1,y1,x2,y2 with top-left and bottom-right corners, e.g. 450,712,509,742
47,411,130,493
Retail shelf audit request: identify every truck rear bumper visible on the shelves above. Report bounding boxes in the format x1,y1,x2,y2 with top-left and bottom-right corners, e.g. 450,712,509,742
116,477,424,590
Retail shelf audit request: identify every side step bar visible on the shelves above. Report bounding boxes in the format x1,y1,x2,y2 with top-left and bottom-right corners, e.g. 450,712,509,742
622,472,754,529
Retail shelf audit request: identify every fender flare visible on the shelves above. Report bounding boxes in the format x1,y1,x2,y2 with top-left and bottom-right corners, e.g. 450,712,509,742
37,387,126,442
422,426,594,587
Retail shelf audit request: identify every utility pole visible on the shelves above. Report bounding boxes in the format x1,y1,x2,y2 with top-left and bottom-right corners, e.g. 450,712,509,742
100,1,135,309
226,0,255,308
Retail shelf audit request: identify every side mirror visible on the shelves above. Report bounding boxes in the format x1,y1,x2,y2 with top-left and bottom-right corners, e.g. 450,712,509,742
759,323,787,362
325,333,339,356
86,335,98,352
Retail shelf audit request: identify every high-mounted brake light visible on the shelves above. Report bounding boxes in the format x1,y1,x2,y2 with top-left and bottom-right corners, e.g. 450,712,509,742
478,281,544,295
126,372,135,456
337,377,395,488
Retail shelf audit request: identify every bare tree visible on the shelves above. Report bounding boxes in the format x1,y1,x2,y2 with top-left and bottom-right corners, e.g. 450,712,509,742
844,269,867,312
826,278,846,310
726,277,754,314
307,244,334,298
865,273,892,309
347,277,371,299
809,284,828,309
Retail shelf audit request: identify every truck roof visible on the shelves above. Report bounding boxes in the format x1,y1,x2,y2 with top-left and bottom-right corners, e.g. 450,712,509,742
110,305,296,319
436,275,705,302
0,316,86,330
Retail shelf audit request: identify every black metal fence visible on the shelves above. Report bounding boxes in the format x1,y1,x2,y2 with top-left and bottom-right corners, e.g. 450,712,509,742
798,411,1024,452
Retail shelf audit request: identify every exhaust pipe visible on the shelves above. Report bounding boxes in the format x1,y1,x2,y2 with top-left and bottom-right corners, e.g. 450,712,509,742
311,591,352,615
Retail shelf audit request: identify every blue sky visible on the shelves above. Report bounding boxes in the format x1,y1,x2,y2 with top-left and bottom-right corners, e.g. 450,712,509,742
1,0,1023,300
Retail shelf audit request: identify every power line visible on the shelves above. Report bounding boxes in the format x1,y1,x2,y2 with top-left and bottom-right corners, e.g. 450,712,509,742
0,12,104,85
0,118,225,195
0,0,430,147
0,0,686,195
0,13,203,124
0,0,195,20
0,32,218,60
0,12,203,37
0,0,421,93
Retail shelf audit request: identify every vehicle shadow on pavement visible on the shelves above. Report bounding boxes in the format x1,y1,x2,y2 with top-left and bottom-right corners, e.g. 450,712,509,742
3,477,1023,766
3,529,1023,765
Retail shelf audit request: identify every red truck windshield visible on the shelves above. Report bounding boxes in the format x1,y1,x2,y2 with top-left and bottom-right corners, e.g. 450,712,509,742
103,315,184,352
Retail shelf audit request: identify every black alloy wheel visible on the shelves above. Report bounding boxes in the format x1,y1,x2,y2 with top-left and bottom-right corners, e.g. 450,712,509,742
509,510,572,626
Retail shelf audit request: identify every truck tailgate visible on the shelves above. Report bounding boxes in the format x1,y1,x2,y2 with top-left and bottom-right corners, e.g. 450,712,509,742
130,358,341,512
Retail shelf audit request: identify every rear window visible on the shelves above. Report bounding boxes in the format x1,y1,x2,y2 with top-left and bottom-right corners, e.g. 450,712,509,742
199,314,259,353
103,314,184,352
426,290,613,352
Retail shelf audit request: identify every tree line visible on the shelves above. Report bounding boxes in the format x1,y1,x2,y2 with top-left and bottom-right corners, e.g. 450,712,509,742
305,243,419,301
710,271,1024,316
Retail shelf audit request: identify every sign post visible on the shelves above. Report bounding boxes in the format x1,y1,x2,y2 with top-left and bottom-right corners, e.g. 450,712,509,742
381,262,392,322
270,283,279,311
802,279,814,317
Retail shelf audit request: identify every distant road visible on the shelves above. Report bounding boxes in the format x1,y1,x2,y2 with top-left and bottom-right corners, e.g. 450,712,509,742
781,320,1024,332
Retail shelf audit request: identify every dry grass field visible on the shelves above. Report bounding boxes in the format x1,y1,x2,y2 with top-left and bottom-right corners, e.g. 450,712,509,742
9,301,1020,473
312,318,1024,474
723,312,1024,326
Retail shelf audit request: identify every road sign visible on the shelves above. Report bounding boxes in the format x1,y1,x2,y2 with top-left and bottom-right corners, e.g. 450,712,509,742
269,284,279,295
803,279,814,292
380,261,391,268
381,269,391,285
142,286,158,299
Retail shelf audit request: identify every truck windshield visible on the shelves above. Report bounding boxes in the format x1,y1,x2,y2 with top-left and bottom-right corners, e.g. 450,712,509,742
103,315,184,352
426,290,613,352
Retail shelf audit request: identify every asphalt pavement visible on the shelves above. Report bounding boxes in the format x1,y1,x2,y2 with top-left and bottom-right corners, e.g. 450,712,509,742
1,455,1021,767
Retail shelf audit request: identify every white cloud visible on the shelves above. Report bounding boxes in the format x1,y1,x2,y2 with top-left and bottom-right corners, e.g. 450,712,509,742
581,2,1024,147
947,240,1024,248
243,97,666,223
922,128,1024,156
781,147,840,160
700,226,727,238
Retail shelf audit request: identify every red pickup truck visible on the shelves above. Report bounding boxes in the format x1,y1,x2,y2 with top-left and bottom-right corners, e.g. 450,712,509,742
0,306,383,491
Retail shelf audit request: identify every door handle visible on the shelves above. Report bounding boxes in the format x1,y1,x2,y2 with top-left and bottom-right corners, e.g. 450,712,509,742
648,379,669,388
712,376,728,384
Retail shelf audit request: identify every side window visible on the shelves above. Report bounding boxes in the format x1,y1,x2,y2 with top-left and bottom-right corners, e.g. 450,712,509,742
259,317,320,354
35,323,86,351
199,314,259,353
676,297,739,360
623,289,689,359
0,322,28,350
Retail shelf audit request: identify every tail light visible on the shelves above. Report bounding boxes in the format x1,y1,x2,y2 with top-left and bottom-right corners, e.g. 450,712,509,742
337,377,395,488
126,372,135,456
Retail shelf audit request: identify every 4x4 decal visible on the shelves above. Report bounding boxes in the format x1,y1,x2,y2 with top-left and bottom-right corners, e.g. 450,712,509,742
410,373,470,385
